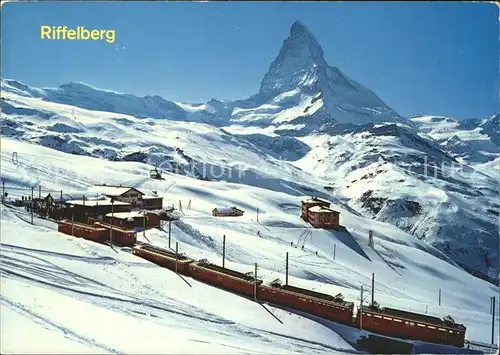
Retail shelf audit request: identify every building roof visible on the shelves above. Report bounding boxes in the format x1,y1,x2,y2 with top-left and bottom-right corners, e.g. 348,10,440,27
86,185,144,197
105,211,145,219
143,195,163,200
213,207,234,214
308,205,339,214
301,197,330,205
66,198,131,207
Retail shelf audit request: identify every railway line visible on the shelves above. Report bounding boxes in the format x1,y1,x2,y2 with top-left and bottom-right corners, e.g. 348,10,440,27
128,242,468,349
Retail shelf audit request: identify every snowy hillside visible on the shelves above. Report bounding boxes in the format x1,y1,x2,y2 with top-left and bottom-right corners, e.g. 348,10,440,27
1,137,498,353
291,124,499,284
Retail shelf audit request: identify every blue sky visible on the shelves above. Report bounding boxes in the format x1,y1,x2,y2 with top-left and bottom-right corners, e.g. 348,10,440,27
2,2,498,119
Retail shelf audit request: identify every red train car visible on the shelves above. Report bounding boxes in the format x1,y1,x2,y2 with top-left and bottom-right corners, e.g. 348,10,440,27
132,245,194,275
356,305,466,348
188,260,262,298
58,220,107,243
95,222,137,247
259,280,354,325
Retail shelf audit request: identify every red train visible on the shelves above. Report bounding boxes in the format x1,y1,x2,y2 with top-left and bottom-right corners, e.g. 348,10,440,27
357,305,466,347
259,280,354,325
188,259,262,298
58,220,107,242
130,244,467,348
57,220,137,247
132,244,194,274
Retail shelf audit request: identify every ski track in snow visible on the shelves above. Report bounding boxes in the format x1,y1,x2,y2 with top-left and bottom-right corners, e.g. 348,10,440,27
0,296,120,353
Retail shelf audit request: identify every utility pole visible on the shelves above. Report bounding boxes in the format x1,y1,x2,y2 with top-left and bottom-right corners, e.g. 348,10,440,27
333,244,336,260
492,296,496,345
60,190,63,216
143,212,146,238
257,208,259,223
222,234,226,268
168,219,172,248
39,185,41,200
83,195,86,206
1,180,4,203
360,285,364,330
371,273,375,306
254,263,258,300
285,252,289,286
175,242,179,274
439,288,441,306
31,186,34,225
110,199,114,247
71,210,74,236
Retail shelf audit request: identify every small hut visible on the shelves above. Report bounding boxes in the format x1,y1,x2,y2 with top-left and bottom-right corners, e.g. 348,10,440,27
212,206,244,217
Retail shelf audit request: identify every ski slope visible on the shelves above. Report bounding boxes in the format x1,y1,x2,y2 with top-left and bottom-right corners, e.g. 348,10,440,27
1,137,498,353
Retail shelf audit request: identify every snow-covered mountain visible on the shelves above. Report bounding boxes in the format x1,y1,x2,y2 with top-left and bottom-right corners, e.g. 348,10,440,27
232,21,406,131
1,21,499,349
411,115,500,164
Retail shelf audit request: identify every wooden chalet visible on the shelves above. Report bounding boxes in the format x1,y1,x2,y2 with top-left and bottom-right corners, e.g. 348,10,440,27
301,197,340,229
87,184,163,210
212,206,245,217
308,205,340,229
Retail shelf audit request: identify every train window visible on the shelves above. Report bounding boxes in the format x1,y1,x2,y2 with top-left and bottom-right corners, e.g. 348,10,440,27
448,330,453,333
409,322,415,326
383,317,393,320
417,323,426,328
428,325,436,329
405,321,409,324
438,328,446,332
366,313,371,317
393,318,402,323
374,315,382,318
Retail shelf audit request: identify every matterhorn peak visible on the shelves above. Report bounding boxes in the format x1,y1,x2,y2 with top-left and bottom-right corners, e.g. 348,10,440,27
259,21,327,95
289,20,314,39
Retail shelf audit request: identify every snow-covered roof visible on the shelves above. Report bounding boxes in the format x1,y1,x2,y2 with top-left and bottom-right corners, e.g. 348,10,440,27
214,207,234,214
213,207,244,214
302,197,330,205
86,185,144,197
104,211,145,219
66,198,131,207
308,206,339,214
143,195,162,200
